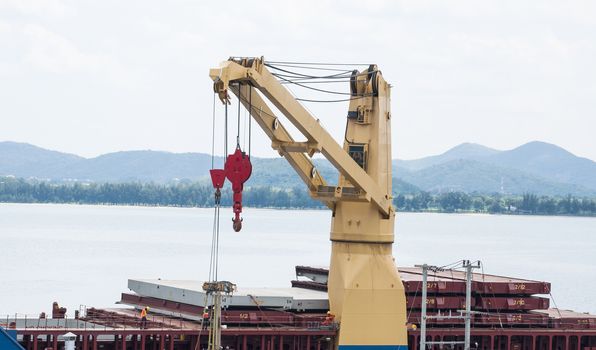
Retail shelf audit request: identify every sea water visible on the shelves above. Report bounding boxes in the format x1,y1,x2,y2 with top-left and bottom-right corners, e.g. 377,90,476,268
0,203,594,316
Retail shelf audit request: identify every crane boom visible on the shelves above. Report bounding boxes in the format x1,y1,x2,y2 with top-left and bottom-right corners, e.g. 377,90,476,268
209,57,407,350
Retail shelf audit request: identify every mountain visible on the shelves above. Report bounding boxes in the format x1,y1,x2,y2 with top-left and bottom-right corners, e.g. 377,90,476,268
397,143,499,171
248,158,338,188
484,141,596,191
0,142,215,183
69,151,215,183
399,159,594,196
1,140,595,197
0,142,83,179
398,141,596,193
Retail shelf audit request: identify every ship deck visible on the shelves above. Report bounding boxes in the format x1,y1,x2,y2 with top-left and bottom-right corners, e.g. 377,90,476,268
5,265,596,350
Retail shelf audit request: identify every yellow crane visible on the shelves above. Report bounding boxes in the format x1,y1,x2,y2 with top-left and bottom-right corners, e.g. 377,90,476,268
209,57,407,350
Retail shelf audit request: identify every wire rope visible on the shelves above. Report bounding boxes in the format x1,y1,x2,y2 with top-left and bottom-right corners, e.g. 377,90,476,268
266,60,372,66
273,74,359,96
296,96,366,103
280,79,353,84
248,85,252,157
224,102,228,157
272,72,352,81
237,84,241,148
243,98,247,151
265,64,353,79
211,93,216,169
265,62,360,72
269,68,374,80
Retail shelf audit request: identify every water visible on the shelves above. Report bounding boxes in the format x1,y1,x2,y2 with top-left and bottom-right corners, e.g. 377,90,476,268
0,203,594,317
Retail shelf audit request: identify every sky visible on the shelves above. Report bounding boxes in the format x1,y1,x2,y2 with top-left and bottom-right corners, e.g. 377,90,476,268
0,0,595,161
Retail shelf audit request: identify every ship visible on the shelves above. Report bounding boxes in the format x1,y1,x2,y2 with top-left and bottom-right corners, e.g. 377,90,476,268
2,57,595,350
2,264,595,350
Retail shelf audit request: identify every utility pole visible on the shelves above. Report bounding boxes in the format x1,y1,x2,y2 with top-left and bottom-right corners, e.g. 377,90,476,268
415,264,444,350
419,264,428,350
417,260,480,350
463,260,480,350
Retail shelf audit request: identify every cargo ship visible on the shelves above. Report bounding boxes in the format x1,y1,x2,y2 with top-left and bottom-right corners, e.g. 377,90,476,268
2,264,595,350
3,58,595,350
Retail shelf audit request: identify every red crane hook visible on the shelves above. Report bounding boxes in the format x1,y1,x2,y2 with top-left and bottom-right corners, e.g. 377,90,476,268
224,147,252,231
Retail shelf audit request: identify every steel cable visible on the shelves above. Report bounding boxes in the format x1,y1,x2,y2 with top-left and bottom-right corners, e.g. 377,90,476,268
273,74,356,96
266,60,371,66
265,62,360,72
265,64,353,79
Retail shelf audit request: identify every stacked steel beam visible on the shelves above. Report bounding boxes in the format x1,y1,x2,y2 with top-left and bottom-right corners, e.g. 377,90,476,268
293,266,593,329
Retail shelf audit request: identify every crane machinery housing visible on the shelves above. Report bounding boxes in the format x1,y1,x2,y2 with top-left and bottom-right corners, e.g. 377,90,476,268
209,57,408,350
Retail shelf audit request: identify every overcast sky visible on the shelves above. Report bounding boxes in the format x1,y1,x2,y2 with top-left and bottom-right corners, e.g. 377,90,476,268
1,0,595,161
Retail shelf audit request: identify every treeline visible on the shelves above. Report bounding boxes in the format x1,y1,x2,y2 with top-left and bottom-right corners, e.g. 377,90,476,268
0,177,320,208
1,177,596,216
395,192,596,216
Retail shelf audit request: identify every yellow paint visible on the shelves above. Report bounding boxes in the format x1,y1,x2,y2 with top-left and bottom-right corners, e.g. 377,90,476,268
210,58,408,348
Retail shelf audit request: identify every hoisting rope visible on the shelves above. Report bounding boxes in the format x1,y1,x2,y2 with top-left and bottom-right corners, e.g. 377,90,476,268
224,99,228,159
208,200,221,282
241,85,253,156
203,92,227,350
209,85,253,234
248,85,252,157
237,83,241,148
208,92,223,283
211,93,216,170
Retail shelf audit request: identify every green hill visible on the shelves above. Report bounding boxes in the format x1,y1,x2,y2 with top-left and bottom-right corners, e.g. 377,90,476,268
1,140,595,197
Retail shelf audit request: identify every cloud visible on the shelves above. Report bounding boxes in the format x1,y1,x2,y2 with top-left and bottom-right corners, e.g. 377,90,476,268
23,24,105,74
0,0,595,160
17,23,136,88
0,0,75,18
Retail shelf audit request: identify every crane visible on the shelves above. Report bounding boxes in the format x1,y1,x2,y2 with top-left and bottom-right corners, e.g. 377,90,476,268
208,57,408,350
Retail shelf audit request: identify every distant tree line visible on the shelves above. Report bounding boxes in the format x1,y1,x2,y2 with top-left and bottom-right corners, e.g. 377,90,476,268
395,192,596,216
0,177,321,209
1,177,595,216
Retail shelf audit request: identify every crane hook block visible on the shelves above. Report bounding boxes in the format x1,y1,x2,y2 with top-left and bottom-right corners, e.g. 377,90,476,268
209,169,226,189
224,147,252,232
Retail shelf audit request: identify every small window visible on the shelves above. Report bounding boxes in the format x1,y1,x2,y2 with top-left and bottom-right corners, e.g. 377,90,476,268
348,144,367,170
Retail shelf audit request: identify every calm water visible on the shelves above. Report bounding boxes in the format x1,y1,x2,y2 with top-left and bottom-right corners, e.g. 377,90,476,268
0,203,594,317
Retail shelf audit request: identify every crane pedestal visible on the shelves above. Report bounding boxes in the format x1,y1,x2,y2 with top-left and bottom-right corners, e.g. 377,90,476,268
329,243,408,350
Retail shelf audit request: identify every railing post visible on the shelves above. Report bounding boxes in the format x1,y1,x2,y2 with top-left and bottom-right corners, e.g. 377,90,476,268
418,264,428,350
